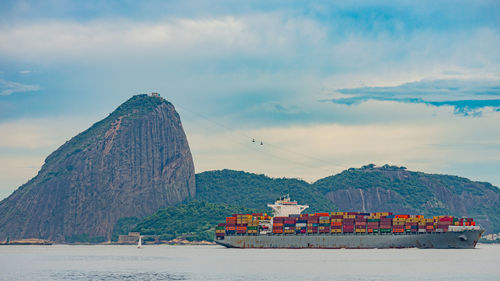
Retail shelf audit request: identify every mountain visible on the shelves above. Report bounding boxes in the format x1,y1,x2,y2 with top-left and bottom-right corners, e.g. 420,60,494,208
192,166,499,234
121,166,498,241
132,201,259,241
0,94,195,242
194,169,335,212
313,164,500,233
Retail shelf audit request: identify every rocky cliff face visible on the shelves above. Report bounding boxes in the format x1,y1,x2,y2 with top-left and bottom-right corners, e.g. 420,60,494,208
0,94,195,242
314,165,500,233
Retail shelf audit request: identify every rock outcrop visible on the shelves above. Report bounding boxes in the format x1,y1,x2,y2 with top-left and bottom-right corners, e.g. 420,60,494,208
194,166,500,233
0,94,195,242
314,165,500,233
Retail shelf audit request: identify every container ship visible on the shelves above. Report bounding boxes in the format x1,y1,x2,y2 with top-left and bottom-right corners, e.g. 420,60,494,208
215,196,483,249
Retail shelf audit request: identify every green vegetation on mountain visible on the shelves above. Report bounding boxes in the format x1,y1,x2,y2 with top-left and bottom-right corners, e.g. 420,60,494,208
120,166,499,241
194,169,336,213
111,217,142,241
132,201,260,241
313,164,500,233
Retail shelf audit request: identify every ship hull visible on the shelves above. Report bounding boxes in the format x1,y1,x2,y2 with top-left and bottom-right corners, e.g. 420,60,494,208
216,230,483,249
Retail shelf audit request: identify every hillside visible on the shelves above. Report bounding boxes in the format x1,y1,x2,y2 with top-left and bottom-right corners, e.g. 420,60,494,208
0,94,195,242
313,164,500,233
112,167,500,241
194,169,336,213
131,201,260,241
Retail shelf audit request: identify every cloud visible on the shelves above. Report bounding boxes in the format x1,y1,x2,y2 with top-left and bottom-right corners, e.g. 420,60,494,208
18,70,32,74
0,117,91,149
0,79,39,96
186,102,500,186
328,79,500,116
0,116,103,199
0,16,326,63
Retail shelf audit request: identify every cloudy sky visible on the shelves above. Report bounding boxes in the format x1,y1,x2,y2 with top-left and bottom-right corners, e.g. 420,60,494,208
0,0,499,199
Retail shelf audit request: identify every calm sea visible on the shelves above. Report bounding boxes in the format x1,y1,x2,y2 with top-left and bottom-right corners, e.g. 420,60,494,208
0,244,498,280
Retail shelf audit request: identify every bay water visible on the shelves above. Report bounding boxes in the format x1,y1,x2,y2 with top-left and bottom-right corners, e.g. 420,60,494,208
0,244,499,280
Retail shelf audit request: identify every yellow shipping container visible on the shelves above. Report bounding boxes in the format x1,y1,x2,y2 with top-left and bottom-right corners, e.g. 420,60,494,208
331,229,342,233
355,229,366,233
319,219,330,224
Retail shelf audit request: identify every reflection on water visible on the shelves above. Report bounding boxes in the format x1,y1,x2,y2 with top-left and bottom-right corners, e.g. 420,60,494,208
53,271,188,281
0,244,499,281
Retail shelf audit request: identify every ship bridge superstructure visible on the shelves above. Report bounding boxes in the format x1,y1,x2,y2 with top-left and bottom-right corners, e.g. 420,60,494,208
268,195,309,218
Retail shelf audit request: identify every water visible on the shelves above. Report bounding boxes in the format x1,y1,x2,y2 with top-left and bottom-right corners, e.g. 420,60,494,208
0,244,499,280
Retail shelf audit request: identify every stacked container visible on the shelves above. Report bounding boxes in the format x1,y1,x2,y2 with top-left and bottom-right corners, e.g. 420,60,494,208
343,218,355,233
331,217,343,233
379,217,392,233
319,216,330,233
307,215,319,234
273,217,285,234
219,211,477,238
355,215,367,233
436,216,453,232
284,217,296,234
367,218,379,233
296,219,307,234
392,217,406,233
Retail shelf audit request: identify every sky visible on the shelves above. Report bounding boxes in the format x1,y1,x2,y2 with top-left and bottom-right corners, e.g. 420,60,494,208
0,0,499,199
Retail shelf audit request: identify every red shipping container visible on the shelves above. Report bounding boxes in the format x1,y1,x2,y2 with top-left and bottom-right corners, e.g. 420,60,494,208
343,218,355,224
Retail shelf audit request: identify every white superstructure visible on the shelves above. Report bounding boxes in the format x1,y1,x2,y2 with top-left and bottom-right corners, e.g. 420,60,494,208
267,195,309,218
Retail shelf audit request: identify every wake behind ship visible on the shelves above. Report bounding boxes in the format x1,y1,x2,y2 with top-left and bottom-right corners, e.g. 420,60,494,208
215,196,483,249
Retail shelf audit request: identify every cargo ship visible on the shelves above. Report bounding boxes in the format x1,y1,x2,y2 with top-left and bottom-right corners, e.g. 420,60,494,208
215,195,484,249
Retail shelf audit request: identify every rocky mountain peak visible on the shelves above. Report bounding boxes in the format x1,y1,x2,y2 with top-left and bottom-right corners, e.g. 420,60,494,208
0,93,195,242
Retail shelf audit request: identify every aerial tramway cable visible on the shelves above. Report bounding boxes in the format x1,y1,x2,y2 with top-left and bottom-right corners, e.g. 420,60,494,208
172,101,346,175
